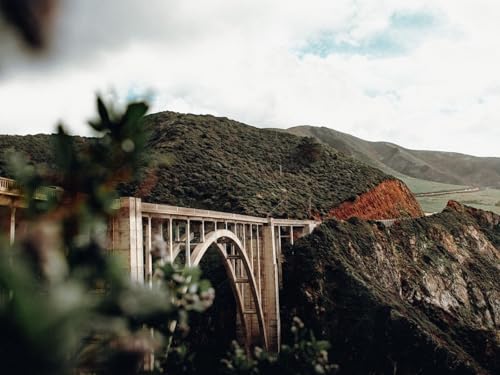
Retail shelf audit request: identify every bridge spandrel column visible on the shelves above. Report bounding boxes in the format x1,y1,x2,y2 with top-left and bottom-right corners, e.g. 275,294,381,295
260,221,281,352
9,206,16,245
107,197,144,282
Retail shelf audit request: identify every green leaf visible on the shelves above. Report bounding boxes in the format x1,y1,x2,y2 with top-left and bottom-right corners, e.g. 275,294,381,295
97,96,111,125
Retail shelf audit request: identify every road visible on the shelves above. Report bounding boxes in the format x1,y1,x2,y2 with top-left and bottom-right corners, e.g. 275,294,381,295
415,187,480,198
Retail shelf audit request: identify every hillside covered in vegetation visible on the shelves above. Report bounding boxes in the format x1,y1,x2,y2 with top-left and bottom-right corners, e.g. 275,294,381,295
0,111,423,220
282,201,500,374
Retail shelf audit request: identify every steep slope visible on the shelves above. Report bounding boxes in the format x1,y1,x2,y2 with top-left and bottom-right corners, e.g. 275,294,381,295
282,202,500,374
288,125,500,188
0,112,423,220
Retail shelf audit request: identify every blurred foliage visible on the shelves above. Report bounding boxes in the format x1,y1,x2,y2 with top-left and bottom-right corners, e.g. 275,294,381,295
221,317,338,375
161,317,338,375
0,0,58,49
0,97,214,374
160,248,238,374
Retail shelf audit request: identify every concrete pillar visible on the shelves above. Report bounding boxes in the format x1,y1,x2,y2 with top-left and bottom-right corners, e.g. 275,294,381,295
260,219,281,352
307,223,317,235
186,219,191,267
107,197,144,282
168,217,173,262
145,216,152,285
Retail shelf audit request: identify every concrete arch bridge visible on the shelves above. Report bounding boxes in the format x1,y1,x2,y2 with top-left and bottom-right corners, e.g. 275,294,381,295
1,177,318,351
108,198,318,352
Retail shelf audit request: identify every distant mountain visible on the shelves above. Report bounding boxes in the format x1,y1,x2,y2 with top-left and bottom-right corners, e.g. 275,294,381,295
287,126,500,189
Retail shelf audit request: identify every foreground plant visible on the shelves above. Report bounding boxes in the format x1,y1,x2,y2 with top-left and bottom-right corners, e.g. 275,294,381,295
221,317,338,375
0,97,213,374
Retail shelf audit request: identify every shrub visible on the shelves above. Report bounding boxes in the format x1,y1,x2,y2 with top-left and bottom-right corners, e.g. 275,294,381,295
0,98,214,374
221,318,338,375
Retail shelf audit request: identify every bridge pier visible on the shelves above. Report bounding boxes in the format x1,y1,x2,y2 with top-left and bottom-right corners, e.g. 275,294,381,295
0,199,23,246
260,221,281,351
107,197,144,282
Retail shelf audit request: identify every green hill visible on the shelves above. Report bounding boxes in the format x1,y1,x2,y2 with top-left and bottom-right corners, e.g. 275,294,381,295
0,112,406,219
133,112,394,218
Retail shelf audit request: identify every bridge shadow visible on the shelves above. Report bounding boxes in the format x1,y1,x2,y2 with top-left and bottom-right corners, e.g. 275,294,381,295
171,244,238,372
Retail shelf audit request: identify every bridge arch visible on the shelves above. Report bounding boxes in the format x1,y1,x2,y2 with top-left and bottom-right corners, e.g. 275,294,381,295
190,229,268,350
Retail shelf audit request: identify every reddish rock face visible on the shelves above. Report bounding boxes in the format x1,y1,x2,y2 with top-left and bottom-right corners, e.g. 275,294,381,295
329,179,423,220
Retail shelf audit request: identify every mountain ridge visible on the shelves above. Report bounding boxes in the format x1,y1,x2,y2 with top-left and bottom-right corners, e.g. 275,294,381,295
286,125,500,188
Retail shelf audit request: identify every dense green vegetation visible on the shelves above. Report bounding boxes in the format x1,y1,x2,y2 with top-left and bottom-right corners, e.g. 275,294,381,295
136,112,391,218
1,112,392,219
282,203,500,375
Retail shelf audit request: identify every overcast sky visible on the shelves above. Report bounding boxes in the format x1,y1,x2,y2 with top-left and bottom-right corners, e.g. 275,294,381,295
0,0,499,156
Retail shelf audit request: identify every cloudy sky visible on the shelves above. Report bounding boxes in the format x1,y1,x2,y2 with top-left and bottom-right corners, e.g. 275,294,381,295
0,0,499,156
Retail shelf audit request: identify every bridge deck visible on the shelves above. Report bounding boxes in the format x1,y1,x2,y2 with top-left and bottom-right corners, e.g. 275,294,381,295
0,177,19,197
141,202,318,226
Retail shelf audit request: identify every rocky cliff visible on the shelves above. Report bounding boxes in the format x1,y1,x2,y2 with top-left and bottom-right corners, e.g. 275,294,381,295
282,201,499,374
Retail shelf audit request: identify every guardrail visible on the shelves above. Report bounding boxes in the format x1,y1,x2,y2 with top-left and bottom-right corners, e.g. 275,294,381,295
0,177,17,192
1,176,63,200
141,202,319,227
34,186,63,200
141,202,269,224
415,187,480,197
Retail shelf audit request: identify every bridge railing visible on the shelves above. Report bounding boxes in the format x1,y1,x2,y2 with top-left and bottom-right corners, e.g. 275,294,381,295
141,202,269,224
141,202,320,227
34,186,63,200
0,176,63,200
0,177,17,191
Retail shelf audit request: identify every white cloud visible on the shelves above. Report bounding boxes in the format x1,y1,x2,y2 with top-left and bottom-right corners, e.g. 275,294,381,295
0,0,499,156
